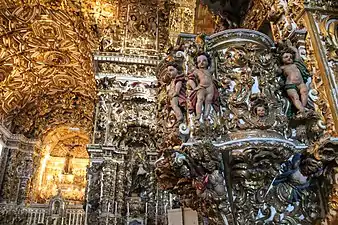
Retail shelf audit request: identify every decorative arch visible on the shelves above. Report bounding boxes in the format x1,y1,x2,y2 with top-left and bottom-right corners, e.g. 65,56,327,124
30,126,89,204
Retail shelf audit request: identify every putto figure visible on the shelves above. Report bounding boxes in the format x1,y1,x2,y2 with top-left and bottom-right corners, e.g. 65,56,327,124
167,62,186,123
188,52,220,121
278,40,311,115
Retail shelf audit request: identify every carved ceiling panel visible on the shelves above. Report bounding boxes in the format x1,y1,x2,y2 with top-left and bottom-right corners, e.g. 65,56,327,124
0,0,96,138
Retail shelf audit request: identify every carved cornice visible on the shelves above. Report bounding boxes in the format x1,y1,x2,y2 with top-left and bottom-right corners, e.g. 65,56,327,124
87,144,158,163
0,124,36,150
94,53,160,79
94,53,160,65
208,28,275,49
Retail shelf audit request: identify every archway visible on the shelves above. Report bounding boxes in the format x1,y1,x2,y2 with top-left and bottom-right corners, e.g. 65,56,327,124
30,126,89,204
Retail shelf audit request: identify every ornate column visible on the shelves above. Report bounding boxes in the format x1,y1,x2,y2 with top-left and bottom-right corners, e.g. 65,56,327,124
0,125,35,225
16,154,33,205
86,51,167,224
307,138,338,225
0,125,35,204
302,1,338,134
85,157,103,225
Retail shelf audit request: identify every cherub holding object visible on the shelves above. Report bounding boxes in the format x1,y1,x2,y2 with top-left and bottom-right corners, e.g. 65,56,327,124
278,40,311,115
167,62,186,122
188,53,220,121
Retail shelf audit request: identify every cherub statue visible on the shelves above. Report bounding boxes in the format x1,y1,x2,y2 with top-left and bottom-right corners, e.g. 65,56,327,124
188,52,220,121
272,153,322,203
166,62,186,122
277,39,311,115
193,170,227,202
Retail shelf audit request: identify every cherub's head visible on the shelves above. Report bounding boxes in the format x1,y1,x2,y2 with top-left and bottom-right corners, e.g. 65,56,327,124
195,53,211,69
256,106,266,117
254,104,268,118
281,52,294,65
167,62,183,78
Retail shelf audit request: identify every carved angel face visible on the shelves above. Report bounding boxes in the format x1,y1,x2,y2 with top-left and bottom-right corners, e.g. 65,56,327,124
167,65,178,78
282,52,293,65
197,55,209,69
256,106,266,117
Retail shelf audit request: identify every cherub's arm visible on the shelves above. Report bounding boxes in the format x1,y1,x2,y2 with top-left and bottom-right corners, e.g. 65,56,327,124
209,53,216,74
286,39,301,60
174,81,182,96
188,79,196,89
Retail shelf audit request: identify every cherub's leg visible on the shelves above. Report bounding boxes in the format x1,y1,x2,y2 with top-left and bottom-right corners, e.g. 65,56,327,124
298,83,308,108
171,97,183,122
203,93,214,120
196,89,206,120
286,89,305,112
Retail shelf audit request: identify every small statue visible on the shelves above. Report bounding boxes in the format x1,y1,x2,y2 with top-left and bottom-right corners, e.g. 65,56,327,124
193,169,227,207
127,15,138,35
278,39,311,115
188,52,220,121
272,153,322,203
167,62,186,123
63,152,73,174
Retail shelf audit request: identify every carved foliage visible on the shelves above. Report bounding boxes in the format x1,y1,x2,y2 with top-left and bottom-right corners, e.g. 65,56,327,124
94,77,157,145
